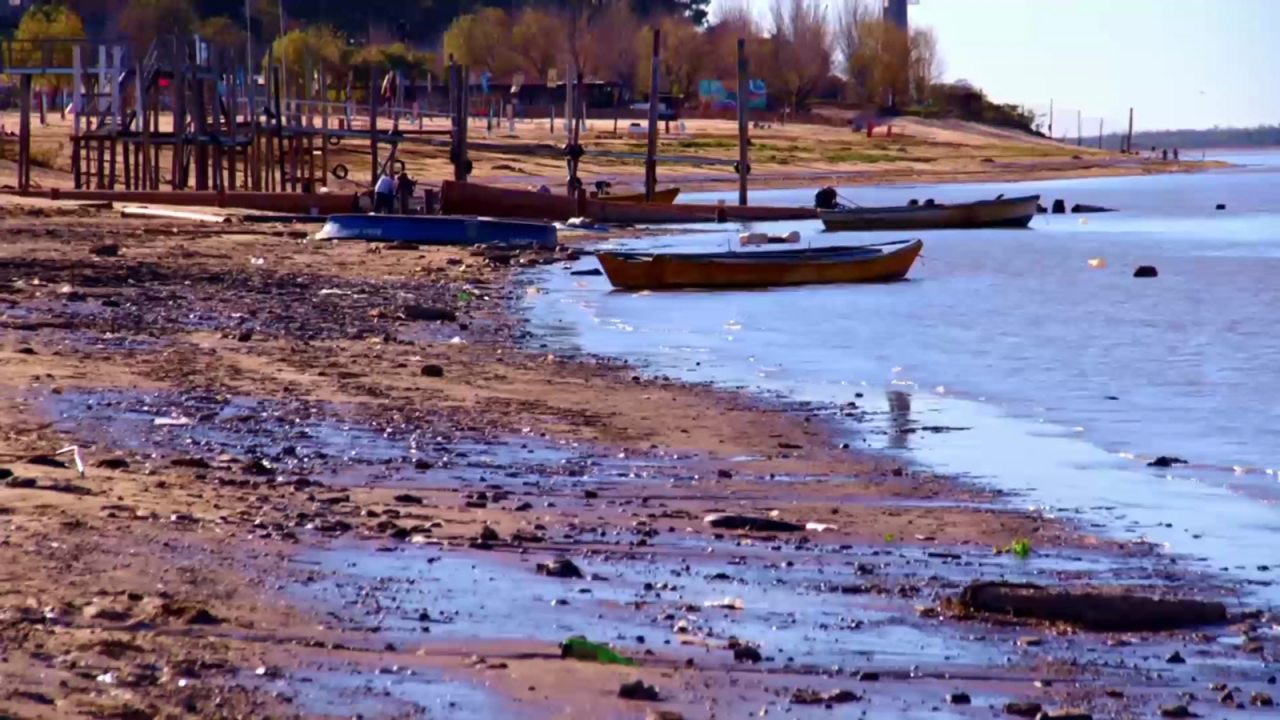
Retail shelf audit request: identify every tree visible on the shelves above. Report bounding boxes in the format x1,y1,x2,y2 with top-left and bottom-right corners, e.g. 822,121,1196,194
266,26,347,99
511,8,562,82
759,0,831,110
197,16,247,55
119,0,197,53
634,16,705,101
585,0,641,86
907,27,942,104
442,8,514,76
11,4,87,120
702,0,759,83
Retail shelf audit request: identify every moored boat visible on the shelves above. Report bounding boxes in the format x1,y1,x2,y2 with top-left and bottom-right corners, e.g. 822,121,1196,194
315,214,558,249
597,239,923,290
441,181,818,224
819,195,1039,231
596,188,681,204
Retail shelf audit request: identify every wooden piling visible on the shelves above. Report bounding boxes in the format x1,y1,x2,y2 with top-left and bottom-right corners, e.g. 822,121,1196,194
1126,107,1134,154
173,63,187,189
17,75,31,192
644,27,660,201
370,65,379,186
736,38,749,207
273,67,285,192
320,66,329,187
193,74,209,191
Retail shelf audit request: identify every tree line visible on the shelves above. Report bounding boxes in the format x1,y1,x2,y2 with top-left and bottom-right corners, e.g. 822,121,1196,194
10,0,1040,129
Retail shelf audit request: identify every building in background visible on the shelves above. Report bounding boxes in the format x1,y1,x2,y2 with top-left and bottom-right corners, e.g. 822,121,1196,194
883,0,908,31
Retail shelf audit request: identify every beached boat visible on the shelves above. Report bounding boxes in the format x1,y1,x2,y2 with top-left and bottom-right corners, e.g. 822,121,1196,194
441,181,818,224
819,195,1039,231
597,239,923,290
315,214,558,249
596,188,681,204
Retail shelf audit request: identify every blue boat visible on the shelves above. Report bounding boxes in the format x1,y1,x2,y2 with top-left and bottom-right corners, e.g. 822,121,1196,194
316,214,558,250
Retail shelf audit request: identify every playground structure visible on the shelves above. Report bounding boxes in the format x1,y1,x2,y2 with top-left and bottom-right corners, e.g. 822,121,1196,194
1,31,755,212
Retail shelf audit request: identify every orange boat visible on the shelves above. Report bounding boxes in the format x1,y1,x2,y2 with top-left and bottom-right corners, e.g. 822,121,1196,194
596,239,923,290
596,188,681,204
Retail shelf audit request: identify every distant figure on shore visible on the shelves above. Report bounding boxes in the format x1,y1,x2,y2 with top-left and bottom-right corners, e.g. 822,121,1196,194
374,172,396,214
1174,148,1180,161
1162,149,1168,161
395,170,416,214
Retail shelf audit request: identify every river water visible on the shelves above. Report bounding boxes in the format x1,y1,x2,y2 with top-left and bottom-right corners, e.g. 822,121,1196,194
529,150,1280,601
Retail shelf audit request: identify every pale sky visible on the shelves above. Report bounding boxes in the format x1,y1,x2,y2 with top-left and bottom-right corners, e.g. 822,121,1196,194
736,0,1280,131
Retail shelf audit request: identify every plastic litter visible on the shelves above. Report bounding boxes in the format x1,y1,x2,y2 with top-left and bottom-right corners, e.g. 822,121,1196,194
560,636,636,665
703,597,745,610
54,445,85,478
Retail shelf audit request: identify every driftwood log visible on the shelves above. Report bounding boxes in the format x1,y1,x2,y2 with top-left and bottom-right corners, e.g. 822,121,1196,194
956,582,1227,632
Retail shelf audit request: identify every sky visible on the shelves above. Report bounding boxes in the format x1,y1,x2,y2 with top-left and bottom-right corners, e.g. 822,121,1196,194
737,0,1280,131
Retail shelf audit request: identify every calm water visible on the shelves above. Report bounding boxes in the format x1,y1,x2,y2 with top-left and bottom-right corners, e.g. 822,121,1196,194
530,149,1280,600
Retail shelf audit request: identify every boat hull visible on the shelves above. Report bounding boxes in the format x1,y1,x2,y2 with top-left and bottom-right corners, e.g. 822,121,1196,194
819,195,1040,231
597,240,923,290
441,181,817,224
597,188,681,204
316,214,558,249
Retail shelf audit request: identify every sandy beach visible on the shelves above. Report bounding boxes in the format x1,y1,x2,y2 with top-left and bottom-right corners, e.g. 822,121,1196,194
0,192,1273,718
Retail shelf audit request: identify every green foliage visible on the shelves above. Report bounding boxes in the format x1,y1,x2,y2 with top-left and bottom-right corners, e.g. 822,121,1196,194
354,43,440,79
905,82,1037,134
119,0,198,52
197,16,247,53
11,4,86,90
1001,538,1032,559
265,26,346,95
442,8,514,76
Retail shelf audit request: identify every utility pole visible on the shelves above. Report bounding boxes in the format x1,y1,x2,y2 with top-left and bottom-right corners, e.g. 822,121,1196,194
1098,118,1103,150
1126,107,1134,153
1077,110,1082,146
1048,98,1053,138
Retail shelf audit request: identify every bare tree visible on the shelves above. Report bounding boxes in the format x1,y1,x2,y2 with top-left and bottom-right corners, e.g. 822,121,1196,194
834,0,870,95
908,27,943,104
761,0,832,110
585,0,641,86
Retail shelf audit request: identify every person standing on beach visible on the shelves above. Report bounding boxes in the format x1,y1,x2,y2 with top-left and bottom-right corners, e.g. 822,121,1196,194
395,170,417,214
374,172,395,214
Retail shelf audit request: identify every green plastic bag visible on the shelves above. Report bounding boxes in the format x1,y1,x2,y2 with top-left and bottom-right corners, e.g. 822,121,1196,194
560,635,636,666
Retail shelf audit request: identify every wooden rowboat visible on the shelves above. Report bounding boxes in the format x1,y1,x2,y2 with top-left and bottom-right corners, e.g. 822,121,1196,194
315,214,558,249
597,239,923,290
596,188,681,204
441,181,817,224
819,195,1039,231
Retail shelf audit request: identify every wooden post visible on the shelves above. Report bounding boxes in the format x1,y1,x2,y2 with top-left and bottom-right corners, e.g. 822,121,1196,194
109,45,123,189
193,73,209,191
249,47,261,191
17,75,31,192
736,38,749,207
273,67,285,192
369,65,379,186
320,66,329,187
1047,98,1053,138
451,64,470,183
1126,107,1134,154
1076,109,1082,147
72,46,83,189
173,63,187,189
644,27,660,201
1098,118,1104,150
211,63,224,192
227,60,238,191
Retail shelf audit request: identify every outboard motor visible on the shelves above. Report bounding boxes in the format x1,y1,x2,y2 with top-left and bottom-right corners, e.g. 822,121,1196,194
814,186,839,210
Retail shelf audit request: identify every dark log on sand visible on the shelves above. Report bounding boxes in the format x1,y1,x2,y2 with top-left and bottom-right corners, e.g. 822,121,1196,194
954,581,1226,631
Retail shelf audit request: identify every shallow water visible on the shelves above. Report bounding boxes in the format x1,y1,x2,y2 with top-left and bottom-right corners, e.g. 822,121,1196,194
530,150,1280,603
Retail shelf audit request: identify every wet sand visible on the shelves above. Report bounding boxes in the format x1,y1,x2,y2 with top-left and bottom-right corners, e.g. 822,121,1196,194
0,199,1274,718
